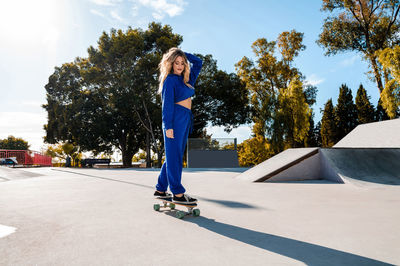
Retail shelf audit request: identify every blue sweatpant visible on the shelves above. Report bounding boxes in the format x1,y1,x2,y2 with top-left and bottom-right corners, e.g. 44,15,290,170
156,104,193,195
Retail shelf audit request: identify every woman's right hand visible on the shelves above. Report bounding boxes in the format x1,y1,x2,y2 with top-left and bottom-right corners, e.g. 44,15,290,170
166,129,174,139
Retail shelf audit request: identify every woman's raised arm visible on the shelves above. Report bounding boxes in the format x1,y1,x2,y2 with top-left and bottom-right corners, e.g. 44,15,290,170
185,52,203,86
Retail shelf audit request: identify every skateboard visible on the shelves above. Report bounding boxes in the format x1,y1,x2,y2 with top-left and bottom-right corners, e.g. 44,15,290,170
153,197,200,219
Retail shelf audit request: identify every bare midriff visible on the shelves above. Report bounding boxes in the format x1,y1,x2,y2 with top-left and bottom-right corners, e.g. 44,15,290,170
175,97,191,110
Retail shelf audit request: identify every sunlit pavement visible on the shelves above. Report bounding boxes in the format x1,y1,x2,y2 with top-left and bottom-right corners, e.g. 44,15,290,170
0,166,399,265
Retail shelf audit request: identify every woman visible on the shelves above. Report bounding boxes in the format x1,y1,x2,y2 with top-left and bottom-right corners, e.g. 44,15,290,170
154,47,203,204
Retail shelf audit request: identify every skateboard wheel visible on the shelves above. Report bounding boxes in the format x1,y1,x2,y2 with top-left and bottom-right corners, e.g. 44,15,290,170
176,211,185,219
169,203,175,210
153,204,160,211
193,209,200,217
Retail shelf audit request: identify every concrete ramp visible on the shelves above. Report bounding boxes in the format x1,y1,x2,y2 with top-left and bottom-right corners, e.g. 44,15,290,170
334,118,400,148
236,148,400,185
320,148,400,185
236,148,318,182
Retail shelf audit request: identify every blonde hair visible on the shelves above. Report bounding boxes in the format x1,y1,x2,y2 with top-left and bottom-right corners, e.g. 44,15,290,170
158,47,192,94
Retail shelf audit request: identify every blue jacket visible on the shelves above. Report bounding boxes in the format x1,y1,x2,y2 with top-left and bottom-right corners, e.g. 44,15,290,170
161,52,203,130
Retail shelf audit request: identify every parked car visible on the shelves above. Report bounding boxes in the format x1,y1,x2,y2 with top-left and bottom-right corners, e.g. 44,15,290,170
0,157,18,166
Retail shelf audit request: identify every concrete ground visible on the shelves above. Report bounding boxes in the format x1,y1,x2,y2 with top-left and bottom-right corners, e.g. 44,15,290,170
0,166,399,265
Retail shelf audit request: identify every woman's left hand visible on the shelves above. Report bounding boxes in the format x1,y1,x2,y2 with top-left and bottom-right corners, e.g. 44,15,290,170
166,129,174,139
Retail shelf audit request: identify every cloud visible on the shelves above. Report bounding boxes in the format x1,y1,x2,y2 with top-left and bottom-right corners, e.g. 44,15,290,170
0,0,60,49
91,8,125,24
206,125,253,144
152,12,164,20
110,10,123,21
90,9,106,17
138,0,187,19
88,0,187,22
0,111,47,151
305,74,325,86
89,0,122,6
340,55,359,66
131,4,139,17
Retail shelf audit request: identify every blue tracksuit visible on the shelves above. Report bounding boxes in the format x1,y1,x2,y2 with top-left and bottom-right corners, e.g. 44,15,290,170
156,52,203,194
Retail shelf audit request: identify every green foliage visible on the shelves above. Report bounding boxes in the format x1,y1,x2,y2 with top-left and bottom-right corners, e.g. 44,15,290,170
62,142,77,156
0,136,30,150
132,151,156,162
376,46,400,118
44,23,182,167
381,79,400,118
44,23,252,167
45,142,83,167
277,30,306,63
335,84,357,141
318,0,400,94
321,99,337,147
237,136,273,167
192,55,251,136
236,30,316,154
273,78,312,151
355,84,375,124
375,97,391,121
305,113,322,147
320,84,361,146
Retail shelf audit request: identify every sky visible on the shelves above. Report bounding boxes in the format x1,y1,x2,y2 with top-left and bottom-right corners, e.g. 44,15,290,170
0,0,380,153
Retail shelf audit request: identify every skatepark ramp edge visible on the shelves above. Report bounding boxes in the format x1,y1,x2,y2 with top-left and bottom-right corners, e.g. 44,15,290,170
236,148,400,185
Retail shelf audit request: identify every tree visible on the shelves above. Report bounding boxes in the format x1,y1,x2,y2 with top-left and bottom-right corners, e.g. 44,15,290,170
321,99,337,147
80,23,182,167
273,78,312,151
236,30,316,154
191,55,251,137
0,136,30,150
355,84,375,124
376,45,400,118
43,63,82,146
43,60,137,166
44,23,182,167
375,96,391,120
237,136,273,167
315,121,323,147
317,0,400,95
45,142,83,167
44,23,252,168
306,112,322,147
335,84,358,140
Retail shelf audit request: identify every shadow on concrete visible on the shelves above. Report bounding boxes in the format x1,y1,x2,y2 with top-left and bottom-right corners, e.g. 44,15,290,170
53,169,256,210
0,167,44,181
183,168,250,173
265,180,339,185
52,169,154,189
0,176,10,181
52,167,160,172
1,167,44,177
198,197,261,209
185,216,393,266
55,167,250,173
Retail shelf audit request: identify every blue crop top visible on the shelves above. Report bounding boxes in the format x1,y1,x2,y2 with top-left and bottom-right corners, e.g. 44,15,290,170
161,52,203,130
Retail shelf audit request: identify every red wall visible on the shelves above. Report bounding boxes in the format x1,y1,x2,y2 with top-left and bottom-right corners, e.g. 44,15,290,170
0,150,52,166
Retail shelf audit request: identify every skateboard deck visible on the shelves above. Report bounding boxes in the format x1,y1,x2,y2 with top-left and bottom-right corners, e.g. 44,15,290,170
153,197,200,219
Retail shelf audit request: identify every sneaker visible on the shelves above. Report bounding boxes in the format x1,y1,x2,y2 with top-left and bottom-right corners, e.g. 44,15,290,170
154,191,172,199
173,194,197,204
